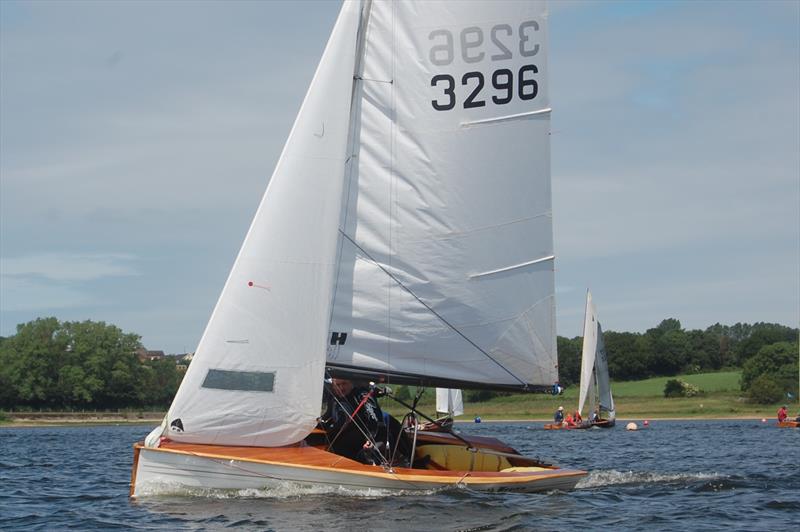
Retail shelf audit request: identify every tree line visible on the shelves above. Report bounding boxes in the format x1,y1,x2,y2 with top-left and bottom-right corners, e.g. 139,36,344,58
557,318,798,403
0,317,797,410
0,318,180,410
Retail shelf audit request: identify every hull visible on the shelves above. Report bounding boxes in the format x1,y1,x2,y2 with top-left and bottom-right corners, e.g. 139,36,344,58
543,422,584,430
777,421,799,428
543,419,614,430
131,436,585,496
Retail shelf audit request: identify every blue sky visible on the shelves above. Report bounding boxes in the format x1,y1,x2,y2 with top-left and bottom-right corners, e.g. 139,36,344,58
1,0,798,352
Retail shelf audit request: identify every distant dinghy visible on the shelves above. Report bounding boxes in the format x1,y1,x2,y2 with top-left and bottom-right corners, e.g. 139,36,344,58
544,292,615,430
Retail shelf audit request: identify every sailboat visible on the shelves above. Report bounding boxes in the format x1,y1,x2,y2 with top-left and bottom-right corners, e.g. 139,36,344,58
436,388,464,420
130,0,586,495
418,388,464,431
545,292,615,430
577,291,615,428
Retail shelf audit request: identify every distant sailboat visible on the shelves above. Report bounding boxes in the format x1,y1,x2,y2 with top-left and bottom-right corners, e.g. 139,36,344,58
544,291,615,430
577,291,615,428
418,388,464,431
130,0,585,495
436,388,464,419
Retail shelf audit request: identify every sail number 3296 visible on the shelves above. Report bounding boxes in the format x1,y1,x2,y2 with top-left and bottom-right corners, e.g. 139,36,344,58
428,21,541,111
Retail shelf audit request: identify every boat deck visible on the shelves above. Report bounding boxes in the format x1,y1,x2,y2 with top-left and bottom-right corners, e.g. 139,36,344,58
150,439,564,479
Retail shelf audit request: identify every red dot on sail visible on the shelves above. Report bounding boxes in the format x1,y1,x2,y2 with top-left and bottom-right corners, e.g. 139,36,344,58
248,281,254,287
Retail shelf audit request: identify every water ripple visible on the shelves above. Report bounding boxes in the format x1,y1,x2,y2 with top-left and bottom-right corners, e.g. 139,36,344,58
1,420,797,530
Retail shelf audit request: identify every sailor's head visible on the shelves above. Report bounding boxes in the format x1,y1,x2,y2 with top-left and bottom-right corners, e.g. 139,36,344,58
331,378,354,398
558,406,564,411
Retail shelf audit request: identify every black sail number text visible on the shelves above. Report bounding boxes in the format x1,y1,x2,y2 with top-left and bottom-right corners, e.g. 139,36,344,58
431,65,539,111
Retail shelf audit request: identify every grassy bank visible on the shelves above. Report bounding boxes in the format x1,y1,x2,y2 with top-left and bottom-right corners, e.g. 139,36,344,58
385,371,791,421
0,411,164,427
3,371,793,427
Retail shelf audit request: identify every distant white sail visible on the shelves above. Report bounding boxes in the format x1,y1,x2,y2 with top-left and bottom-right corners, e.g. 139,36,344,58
436,388,464,417
327,0,557,390
578,292,598,416
163,2,363,447
594,323,615,419
578,291,614,420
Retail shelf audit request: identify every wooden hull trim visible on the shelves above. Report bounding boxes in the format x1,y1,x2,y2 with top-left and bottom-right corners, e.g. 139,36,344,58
776,421,799,428
130,443,585,496
543,419,615,430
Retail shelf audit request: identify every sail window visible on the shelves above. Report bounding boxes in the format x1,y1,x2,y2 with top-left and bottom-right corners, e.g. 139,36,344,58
201,369,275,392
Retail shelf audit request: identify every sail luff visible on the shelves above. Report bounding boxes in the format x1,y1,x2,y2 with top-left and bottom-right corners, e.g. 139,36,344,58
329,0,373,335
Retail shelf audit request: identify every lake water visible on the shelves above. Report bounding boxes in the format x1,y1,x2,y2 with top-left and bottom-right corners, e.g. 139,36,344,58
1,420,797,531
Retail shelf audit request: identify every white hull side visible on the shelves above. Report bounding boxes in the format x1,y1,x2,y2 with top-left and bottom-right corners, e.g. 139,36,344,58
132,447,582,496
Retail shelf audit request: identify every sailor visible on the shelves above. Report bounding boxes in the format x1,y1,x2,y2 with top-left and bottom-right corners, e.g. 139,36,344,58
590,406,600,423
777,405,788,423
554,406,564,424
320,378,409,465
573,410,582,424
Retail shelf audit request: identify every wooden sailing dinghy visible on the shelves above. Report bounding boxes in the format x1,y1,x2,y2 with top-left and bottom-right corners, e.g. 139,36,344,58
544,292,615,430
131,0,586,496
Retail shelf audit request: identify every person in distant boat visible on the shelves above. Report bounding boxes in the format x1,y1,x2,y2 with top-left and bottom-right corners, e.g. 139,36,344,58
573,410,582,424
554,406,564,424
565,412,575,427
320,378,408,465
777,405,788,423
590,406,600,423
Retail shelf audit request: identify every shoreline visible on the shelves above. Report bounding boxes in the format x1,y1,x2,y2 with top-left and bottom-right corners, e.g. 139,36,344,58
1,414,777,428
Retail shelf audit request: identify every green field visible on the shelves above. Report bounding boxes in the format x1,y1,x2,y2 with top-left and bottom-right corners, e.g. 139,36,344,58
383,371,793,421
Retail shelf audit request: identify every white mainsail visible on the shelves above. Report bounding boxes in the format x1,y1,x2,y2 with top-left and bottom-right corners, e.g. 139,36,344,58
327,0,557,390
577,291,615,419
162,2,363,447
436,388,464,417
594,323,615,419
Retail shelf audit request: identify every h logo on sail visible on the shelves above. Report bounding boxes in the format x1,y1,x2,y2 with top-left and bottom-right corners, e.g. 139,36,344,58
330,332,348,346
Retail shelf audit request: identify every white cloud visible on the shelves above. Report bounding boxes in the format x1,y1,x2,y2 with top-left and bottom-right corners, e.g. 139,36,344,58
1,253,139,282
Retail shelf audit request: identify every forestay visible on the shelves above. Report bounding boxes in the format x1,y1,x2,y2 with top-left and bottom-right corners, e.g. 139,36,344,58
161,2,363,447
327,0,557,391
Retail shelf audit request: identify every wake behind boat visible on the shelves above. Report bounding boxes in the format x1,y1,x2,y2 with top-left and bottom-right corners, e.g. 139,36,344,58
131,0,586,495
